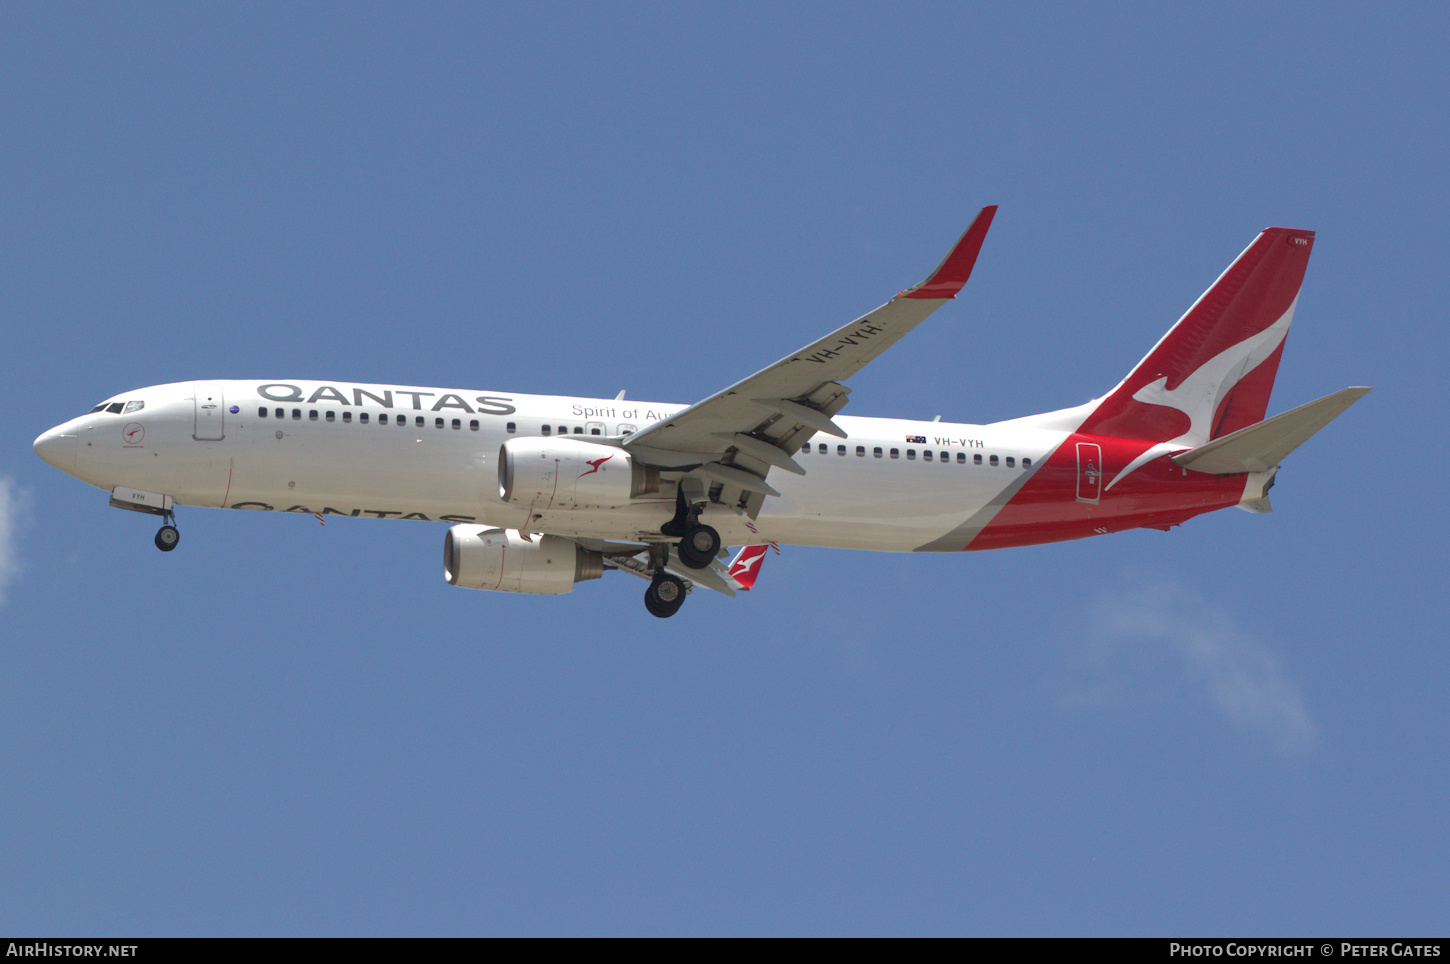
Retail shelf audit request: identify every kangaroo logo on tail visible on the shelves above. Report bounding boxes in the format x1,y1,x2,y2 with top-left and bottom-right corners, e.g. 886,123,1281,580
1080,228,1315,447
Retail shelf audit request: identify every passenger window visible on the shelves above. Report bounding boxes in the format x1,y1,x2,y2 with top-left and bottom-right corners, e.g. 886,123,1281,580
325,411,335,422
956,452,966,464
923,450,933,461
309,410,318,421
939,451,948,462
890,448,899,459
106,402,124,414
990,455,999,466
1006,456,1015,467
258,407,268,418
873,447,883,458
343,411,352,423
506,422,516,434
275,408,284,419
123,400,145,414
558,426,567,435
416,416,425,428
974,454,983,465
380,413,390,425
292,409,301,420
907,449,916,460
801,443,810,454
856,446,865,457
837,445,846,456
451,419,460,430
574,427,583,435
617,424,636,435
542,425,551,436
1023,457,1031,468
469,420,479,431
360,413,369,424
435,418,445,429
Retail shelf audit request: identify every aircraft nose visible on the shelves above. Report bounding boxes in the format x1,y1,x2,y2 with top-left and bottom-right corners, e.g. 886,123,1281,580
33,430,77,474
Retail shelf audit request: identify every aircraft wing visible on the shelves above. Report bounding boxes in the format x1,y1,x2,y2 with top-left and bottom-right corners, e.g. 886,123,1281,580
623,206,996,511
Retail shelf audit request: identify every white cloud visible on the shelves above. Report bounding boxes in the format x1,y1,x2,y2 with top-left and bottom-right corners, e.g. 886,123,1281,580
0,476,27,608
1064,573,1317,754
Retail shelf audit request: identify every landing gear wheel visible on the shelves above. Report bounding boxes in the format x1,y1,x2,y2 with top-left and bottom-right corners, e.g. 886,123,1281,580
155,525,180,552
675,524,720,570
644,572,686,618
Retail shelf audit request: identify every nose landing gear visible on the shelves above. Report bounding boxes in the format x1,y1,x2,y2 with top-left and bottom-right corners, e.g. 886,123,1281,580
154,523,180,552
154,508,180,552
107,488,181,553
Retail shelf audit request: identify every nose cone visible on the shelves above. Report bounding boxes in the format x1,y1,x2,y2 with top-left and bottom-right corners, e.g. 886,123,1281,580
33,429,77,475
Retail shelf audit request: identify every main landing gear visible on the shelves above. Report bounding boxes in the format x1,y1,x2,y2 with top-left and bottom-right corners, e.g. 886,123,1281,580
637,542,689,618
154,510,180,552
641,523,715,617
675,523,720,570
640,488,720,616
659,488,720,571
644,571,686,618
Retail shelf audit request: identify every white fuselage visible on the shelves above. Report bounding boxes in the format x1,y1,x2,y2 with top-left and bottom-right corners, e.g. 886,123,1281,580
43,379,1070,553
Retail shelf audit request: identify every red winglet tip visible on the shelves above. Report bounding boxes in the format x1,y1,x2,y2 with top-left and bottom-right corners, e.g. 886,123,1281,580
728,545,769,590
903,205,998,300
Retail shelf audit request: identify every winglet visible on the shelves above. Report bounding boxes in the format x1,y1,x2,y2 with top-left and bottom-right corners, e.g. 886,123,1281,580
727,544,770,590
902,205,998,300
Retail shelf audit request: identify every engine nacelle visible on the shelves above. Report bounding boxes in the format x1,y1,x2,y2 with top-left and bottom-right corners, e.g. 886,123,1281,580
444,525,604,595
498,437,659,511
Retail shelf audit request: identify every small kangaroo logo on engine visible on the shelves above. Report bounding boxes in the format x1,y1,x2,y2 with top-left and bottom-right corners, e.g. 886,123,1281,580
579,455,613,478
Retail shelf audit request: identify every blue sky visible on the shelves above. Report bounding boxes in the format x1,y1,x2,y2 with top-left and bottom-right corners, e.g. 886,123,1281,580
3,3,1445,936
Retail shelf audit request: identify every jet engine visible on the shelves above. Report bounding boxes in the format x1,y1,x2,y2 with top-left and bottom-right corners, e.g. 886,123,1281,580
444,525,604,595
498,437,659,511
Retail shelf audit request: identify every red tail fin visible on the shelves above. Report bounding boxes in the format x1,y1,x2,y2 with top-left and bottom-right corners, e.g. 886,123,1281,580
1079,227,1315,446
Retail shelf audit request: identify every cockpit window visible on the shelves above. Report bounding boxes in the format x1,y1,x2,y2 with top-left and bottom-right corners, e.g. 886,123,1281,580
89,403,109,414
122,400,145,414
105,402,124,414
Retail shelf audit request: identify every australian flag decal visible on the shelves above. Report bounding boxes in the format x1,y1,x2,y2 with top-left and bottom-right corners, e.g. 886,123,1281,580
905,435,926,444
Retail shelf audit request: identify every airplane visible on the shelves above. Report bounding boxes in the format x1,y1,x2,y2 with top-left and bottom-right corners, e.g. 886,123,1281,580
33,207,1369,617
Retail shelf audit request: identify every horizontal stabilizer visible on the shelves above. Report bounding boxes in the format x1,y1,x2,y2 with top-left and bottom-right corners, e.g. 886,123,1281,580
1172,387,1371,474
